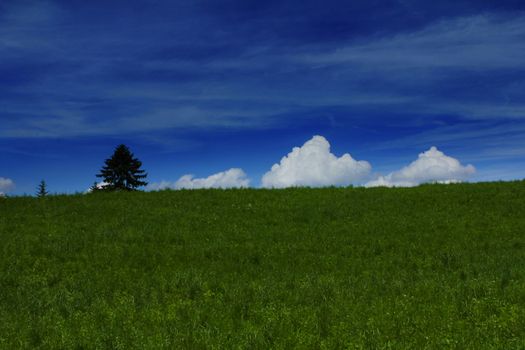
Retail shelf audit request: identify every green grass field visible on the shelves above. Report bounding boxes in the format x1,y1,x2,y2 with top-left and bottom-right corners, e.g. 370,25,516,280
1,182,525,349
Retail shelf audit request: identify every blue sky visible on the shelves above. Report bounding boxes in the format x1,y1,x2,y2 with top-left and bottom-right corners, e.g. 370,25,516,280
1,0,524,194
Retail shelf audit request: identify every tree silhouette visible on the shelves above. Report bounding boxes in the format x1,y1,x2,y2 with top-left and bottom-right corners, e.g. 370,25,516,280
97,144,147,191
37,180,48,197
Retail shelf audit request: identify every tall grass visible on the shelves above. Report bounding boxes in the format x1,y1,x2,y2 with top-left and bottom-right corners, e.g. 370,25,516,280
1,182,524,348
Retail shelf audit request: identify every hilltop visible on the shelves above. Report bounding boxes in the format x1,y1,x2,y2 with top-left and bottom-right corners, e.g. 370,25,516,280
1,182,524,348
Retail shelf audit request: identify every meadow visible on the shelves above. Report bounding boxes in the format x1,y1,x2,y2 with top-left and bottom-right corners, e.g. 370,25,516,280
1,182,524,349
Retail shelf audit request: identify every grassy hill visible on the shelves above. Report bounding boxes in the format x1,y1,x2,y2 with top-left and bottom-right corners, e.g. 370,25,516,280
1,182,524,349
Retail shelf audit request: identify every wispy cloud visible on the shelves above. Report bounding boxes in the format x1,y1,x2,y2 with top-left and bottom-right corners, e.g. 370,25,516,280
289,13,525,120
295,14,525,70
2,4,524,141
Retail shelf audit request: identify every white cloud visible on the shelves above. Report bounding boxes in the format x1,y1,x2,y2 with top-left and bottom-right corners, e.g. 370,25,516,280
261,135,371,188
84,181,109,193
146,180,174,191
148,168,250,190
296,15,525,71
0,177,15,196
365,146,475,187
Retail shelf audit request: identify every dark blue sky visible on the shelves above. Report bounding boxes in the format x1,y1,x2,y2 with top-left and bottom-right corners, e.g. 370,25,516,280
1,0,525,194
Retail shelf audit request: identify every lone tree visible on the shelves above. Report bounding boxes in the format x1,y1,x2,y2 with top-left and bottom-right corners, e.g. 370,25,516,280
37,180,48,197
97,144,147,191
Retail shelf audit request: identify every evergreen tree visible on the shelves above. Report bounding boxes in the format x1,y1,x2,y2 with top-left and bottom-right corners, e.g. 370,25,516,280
37,180,48,197
97,144,147,191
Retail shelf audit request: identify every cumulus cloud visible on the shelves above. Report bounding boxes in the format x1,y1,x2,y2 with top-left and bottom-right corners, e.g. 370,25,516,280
261,135,371,188
0,177,15,196
84,181,109,193
365,146,475,187
148,168,250,190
